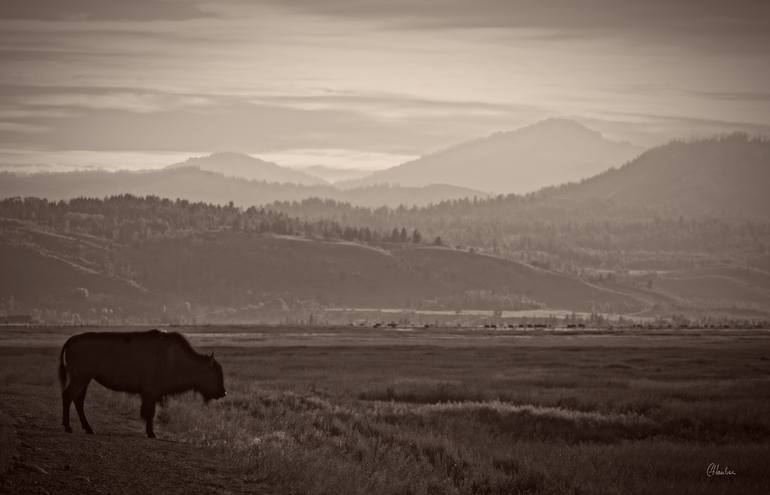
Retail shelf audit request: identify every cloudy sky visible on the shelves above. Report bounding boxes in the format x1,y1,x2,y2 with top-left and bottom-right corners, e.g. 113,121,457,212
1,0,769,172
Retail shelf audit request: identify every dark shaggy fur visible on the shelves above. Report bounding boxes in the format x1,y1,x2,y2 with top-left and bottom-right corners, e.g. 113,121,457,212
59,329,226,438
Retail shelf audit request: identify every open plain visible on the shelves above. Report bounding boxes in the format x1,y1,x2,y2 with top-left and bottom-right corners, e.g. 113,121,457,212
1,325,769,495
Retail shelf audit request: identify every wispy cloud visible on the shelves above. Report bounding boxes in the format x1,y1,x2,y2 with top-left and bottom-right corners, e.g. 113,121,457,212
0,0,213,21
0,122,48,133
249,92,542,122
21,92,214,113
256,0,770,50
684,90,770,102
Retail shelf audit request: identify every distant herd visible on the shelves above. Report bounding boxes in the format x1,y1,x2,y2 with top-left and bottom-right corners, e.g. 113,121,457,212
58,329,226,438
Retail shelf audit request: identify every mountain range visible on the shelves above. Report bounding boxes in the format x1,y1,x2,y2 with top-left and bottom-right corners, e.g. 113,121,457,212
0,167,486,208
1,119,643,208
2,121,767,220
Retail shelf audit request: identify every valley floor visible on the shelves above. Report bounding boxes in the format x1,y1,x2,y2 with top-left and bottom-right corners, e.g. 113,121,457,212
1,326,770,494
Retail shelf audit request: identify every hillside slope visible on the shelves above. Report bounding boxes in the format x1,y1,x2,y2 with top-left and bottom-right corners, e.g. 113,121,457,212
0,243,155,319
0,222,642,319
127,235,638,310
345,119,642,193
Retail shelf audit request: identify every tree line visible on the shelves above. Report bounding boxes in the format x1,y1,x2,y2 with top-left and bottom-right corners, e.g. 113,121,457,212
0,195,427,246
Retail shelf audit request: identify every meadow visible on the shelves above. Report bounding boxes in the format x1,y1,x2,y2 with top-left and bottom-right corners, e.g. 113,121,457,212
2,326,769,494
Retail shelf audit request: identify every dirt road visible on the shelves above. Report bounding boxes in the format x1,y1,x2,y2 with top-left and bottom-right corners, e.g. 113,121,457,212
0,383,269,495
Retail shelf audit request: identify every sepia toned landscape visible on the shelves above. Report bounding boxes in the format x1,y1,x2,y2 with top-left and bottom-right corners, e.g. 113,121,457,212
2,0,770,494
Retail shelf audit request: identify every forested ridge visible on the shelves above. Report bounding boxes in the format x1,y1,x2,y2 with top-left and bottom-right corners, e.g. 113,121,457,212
0,195,424,245
268,196,770,271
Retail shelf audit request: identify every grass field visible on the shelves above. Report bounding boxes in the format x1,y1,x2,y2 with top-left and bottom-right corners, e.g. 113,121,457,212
2,326,769,494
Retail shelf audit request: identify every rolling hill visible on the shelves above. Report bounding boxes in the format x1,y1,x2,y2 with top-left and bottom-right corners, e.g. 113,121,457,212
542,134,770,219
344,119,642,193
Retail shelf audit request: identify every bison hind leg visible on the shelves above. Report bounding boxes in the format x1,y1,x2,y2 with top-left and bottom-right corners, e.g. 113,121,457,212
63,370,94,435
61,388,73,433
73,382,94,434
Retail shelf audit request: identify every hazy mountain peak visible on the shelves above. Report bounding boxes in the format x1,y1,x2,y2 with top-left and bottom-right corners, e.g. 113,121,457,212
197,151,260,163
301,164,373,184
475,118,606,150
168,152,327,186
345,119,643,194
521,117,601,136
173,151,267,168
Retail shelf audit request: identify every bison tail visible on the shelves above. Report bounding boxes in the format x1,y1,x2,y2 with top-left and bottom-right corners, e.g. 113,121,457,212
58,345,68,390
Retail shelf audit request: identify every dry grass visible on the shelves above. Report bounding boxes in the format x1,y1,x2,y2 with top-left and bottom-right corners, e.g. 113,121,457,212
152,334,770,495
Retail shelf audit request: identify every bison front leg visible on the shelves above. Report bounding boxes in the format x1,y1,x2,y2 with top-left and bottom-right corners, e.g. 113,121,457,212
140,395,158,438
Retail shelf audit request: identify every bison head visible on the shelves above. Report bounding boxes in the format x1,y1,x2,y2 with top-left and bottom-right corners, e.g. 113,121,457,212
197,353,226,402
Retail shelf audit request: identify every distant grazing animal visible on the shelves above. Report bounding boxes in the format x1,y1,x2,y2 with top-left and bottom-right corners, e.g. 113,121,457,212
58,329,226,438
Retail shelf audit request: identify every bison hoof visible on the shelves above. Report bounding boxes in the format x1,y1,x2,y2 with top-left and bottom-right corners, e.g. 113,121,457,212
64,426,72,433
147,432,156,439
85,428,94,435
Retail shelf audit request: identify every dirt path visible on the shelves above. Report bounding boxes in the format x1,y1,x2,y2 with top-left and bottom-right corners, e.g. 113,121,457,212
0,384,270,495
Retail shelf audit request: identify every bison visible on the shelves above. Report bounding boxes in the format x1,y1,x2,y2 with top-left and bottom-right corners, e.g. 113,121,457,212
58,329,226,438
